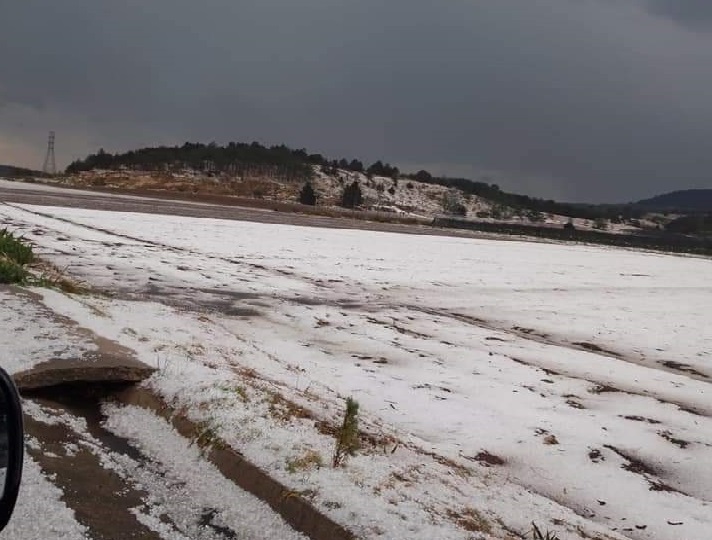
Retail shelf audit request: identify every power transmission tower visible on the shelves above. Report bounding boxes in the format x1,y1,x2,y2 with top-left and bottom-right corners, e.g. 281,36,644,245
42,131,56,175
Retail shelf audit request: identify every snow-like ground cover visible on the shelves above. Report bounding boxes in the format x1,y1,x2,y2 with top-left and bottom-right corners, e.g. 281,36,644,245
307,168,636,232
0,282,306,539
0,289,93,538
1,202,710,539
0,287,98,375
101,403,308,540
20,397,307,540
3,455,91,539
4,202,708,378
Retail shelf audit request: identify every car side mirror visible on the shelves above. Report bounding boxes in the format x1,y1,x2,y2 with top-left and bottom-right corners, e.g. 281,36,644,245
0,368,23,532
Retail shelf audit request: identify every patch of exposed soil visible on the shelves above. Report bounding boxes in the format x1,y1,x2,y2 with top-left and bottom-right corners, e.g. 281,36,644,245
620,415,662,424
603,444,657,476
573,342,621,357
660,360,708,379
464,451,506,467
658,430,690,449
601,444,687,493
589,384,621,394
24,391,167,540
676,404,704,416
648,480,678,492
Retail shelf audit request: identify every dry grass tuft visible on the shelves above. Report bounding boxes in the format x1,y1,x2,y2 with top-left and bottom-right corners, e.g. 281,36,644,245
286,449,324,473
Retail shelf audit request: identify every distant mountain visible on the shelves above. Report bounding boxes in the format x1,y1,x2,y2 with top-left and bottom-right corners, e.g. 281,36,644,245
0,164,45,178
636,189,712,212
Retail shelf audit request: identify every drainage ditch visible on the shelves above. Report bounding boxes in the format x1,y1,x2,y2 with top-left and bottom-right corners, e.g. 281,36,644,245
20,381,354,540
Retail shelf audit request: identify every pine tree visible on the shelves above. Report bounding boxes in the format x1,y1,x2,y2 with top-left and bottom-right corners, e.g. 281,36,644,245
298,182,317,205
332,397,360,467
341,181,363,209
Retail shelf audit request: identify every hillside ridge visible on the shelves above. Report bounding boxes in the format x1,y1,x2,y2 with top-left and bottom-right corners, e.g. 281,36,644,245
64,142,642,222
636,188,712,212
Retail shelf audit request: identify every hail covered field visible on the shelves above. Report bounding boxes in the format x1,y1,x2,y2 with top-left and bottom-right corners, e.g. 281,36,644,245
1,200,710,540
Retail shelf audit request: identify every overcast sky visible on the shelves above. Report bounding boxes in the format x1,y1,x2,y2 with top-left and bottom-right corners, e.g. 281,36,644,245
2,0,712,202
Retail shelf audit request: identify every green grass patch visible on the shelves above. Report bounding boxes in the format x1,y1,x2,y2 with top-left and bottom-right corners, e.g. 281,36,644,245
0,228,79,290
0,228,34,266
0,228,35,284
0,258,28,284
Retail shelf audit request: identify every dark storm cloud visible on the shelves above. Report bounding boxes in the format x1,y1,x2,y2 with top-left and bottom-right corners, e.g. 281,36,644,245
2,0,712,202
646,0,712,29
